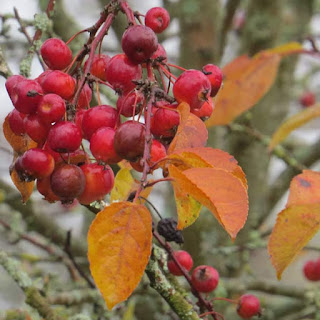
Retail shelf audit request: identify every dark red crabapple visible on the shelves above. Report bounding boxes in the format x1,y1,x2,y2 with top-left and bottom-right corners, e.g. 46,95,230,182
50,164,85,202
90,127,122,164
41,70,76,100
106,54,142,94
84,54,110,81
173,70,211,110
47,121,82,153
116,91,144,117
191,265,219,293
14,79,44,114
303,258,320,281
24,114,50,145
299,91,316,107
82,105,119,140
77,163,114,205
8,109,26,135
145,7,170,34
237,294,261,319
113,121,146,162
150,104,180,138
121,25,158,64
202,64,223,97
37,93,66,124
20,148,55,180
167,250,193,276
40,38,72,70
5,75,25,103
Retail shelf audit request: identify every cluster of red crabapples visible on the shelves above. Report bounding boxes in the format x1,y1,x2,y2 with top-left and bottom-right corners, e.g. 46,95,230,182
5,5,223,205
168,250,261,319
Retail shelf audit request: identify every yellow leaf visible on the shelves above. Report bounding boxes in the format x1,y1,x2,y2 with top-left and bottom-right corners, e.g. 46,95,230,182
169,166,248,239
168,103,208,154
88,202,152,309
269,104,320,151
257,42,303,57
268,204,320,279
110,168,135,202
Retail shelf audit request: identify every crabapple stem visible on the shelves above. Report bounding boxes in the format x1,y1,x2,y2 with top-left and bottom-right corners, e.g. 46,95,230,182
145,177,173,188
119,0,137,25
167,63,187,72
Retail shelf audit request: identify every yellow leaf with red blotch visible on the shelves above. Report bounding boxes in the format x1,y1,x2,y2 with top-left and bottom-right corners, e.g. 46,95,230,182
88,201,152,309
10,167,34,203
168,147,247,189
257,42,303,57
206,54,281,127
287,170,320,207
168,166,248,239
168,103,208,154
3,115,37,154
268,204,320,279
269,104,320,151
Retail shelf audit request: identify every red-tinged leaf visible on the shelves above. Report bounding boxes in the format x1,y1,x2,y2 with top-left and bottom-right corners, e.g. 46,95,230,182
206,54,281,127
168,166,248,239
268,204,320,279
3,115,37,154
257,42,303,57
10,167,34,203
172,181,202,229
287,170,320,207
88,201,152,309
269,104,320,151
168,147,247,189
168,103,208,154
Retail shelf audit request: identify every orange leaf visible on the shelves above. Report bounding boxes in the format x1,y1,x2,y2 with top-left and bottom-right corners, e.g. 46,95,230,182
10,167,34,203
169,166,248,239
206,53,281,126
88,201,152,309
222,55,251,80
3,115,37,154
269,104,320,151
168,147,247,189
168,103,208,154
257,42,303,57
287,170,320,207
268,204,320,279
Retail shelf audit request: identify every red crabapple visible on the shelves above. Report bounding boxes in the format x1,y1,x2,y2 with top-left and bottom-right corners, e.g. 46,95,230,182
202,64,223,97
116,91,144,117
24,114,50,145
37,93,66,124
145,7,170,34
84,54,110,81
167,250,193,276
8,109,26,135
303,258,320,281
299,91,316,107
191,265,219,293
237,294,261,319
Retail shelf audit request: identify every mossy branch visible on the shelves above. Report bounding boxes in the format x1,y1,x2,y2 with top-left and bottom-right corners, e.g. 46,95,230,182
0,47,13,79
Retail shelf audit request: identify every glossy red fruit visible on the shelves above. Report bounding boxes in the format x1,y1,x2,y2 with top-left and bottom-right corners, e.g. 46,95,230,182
151,104,180,138
41,70,75,100
41,38,72,70
237,294,261,319
173,70,211,110
145,7,170,33
50,164,85,202
106,54,142,94
121,25,158,64
36,70,53,86
130,139,166,172
76,83,92,109
191,100,214,121
114,121,146,162
191,265,219,293
299,91,316,107
84,54,110,81
8,109,26,135
202,64,223,97
90,127,121,164
5,75,25,103
37,175,60,203
14,79,44,114
37,93,66,124
303,259,320,281
116,91,144,117
77,163,114,205
20,148,55,180
24,114,50,145
47,121,82,153
167,250,193,276
82,105,119,140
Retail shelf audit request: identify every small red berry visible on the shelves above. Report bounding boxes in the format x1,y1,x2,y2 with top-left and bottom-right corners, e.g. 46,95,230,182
237,294,261,319
191,100,214,121
24,114,50,145
116,91,144,117
151,44,168,64
76,83,92,109
8,109,26,135
41,38,72,70
203,64,223,97
145,7,170,34
299,91,316,107
37,176,60,203
37,93,66,124
191,265,219,293
303,259,320,281
5,75,25,104
84,54,110,81
167,250,193,276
